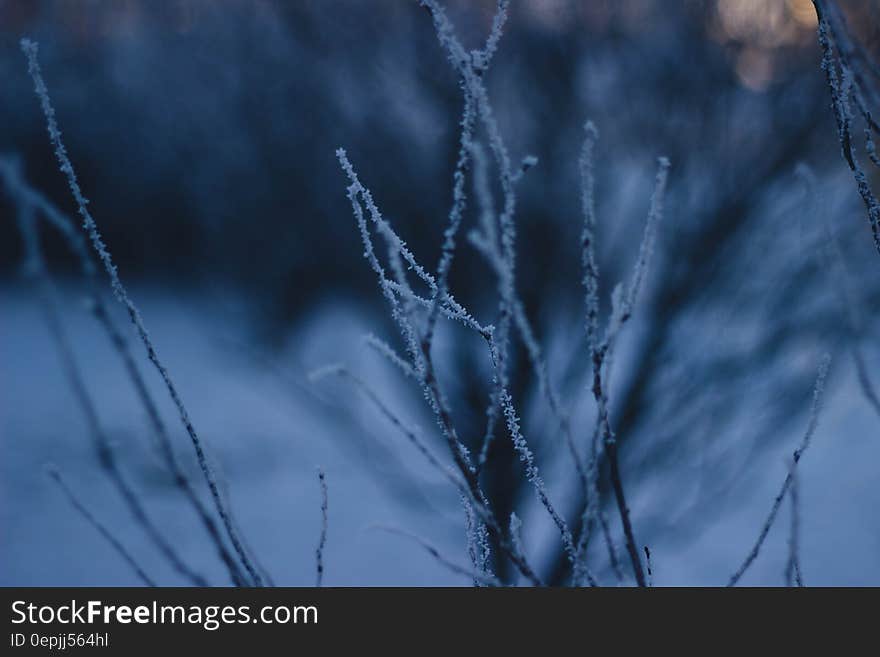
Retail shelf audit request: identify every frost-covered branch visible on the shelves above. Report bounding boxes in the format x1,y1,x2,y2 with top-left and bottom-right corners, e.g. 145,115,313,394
363,333,417,380
580,119,671,587
418,38,587,579
20,38,262,587
337,148,542,586
0,157,248,587
462,494,494,586
812,1,880,257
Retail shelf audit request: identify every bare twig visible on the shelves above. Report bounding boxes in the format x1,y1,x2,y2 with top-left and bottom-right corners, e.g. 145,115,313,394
21,38,262,586
315,468,328,587
337,149,542,585
47,466,157,587
728,354,831,587
0,158,247,586
12,199,206,586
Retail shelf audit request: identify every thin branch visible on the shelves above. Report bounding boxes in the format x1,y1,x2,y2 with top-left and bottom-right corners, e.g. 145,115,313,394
47,467,157,587
812,1,880,256
581,126,670,586
728,354,831,587
644,546,654,587
784,463,804,587
463,141,588,581
462,495,494,586
337,3,545,586
0,158,247,586
20,38,261,586
572,124,624,583
315,468,328,587
580,121,602,352
337,149,542,586
363,333,417,380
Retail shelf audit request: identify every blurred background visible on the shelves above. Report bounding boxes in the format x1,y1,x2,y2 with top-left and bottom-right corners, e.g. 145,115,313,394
1,0,878,586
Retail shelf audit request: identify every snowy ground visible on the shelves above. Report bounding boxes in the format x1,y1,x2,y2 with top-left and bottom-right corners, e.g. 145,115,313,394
1,282,878,586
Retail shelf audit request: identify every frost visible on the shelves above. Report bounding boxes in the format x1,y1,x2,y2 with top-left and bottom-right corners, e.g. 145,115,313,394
20,38,260,586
